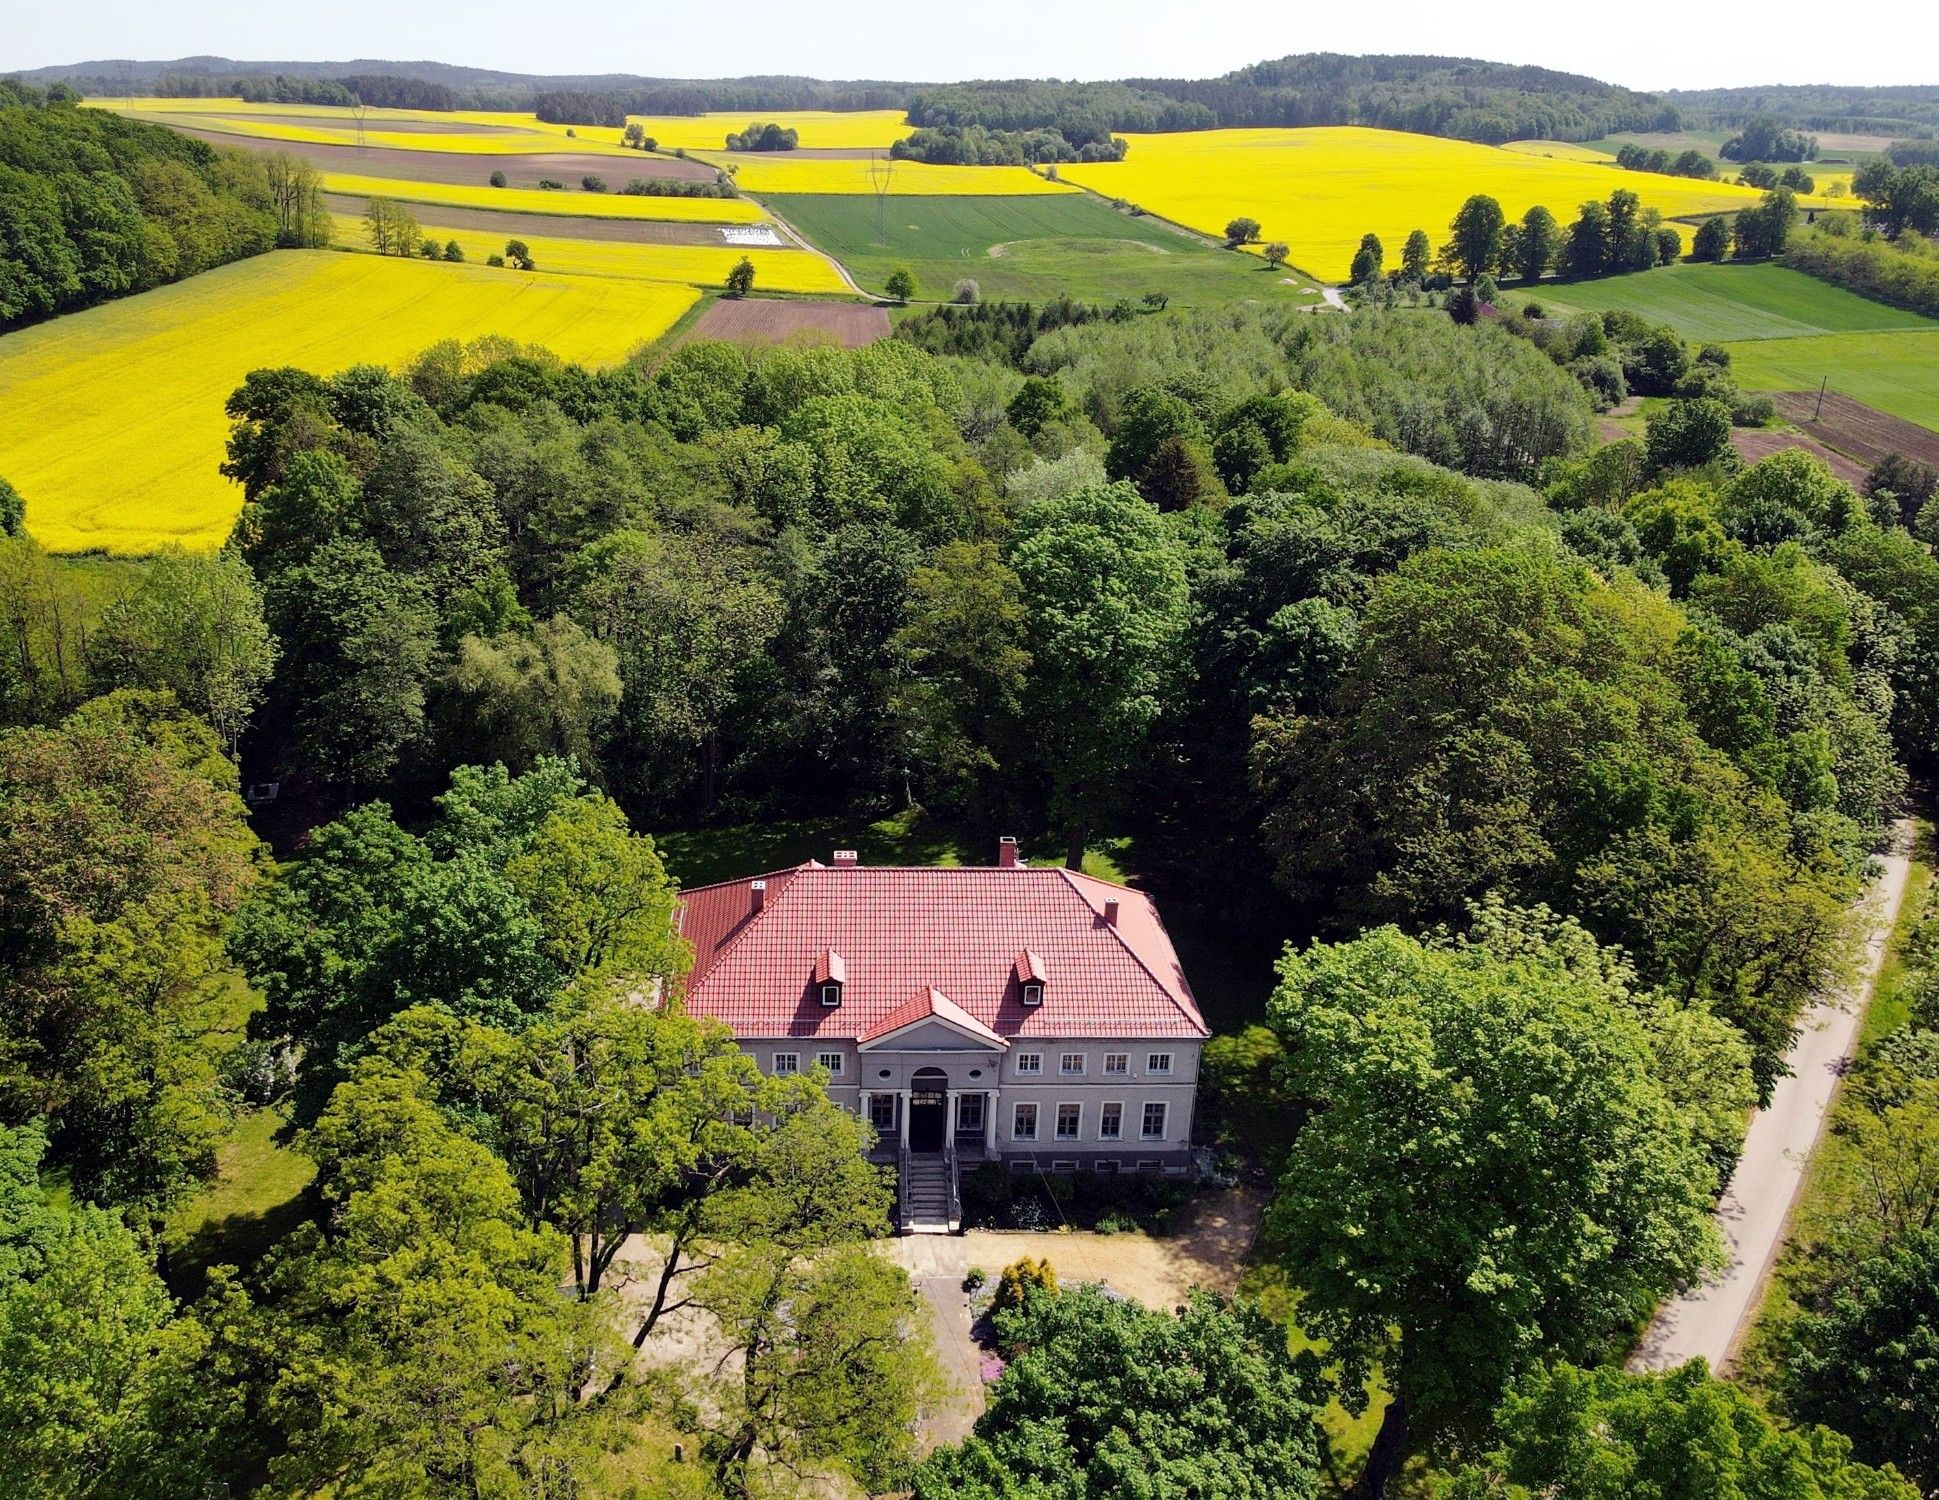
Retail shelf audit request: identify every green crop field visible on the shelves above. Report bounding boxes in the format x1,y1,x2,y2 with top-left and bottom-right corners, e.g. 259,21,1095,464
1723,330,1939,431
1517,262,1939,343
766,192,1323,306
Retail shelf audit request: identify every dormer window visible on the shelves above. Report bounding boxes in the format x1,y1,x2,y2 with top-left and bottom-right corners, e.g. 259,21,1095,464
815,947,845,1007
1015,949,1048,1006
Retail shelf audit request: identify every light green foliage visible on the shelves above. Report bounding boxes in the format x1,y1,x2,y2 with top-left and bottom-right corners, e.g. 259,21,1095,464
504,791,686,981
443,613,621,771
916,1283,1324,1500
1447,1359,1920,1500
84,547,275,751
0,692,260,1216
1264,916,1726,1448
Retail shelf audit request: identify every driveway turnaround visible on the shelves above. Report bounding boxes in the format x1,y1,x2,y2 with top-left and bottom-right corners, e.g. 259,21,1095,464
1629,819,1915,1373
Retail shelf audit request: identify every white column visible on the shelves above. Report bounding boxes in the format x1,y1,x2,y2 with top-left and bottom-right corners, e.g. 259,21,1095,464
945,1088,958,1145
984,1089,998,1154
896,1089,910,1144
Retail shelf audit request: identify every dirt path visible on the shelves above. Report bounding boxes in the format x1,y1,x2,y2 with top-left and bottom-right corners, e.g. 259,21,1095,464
1629,819,1915,1374
890,1185,1266,1446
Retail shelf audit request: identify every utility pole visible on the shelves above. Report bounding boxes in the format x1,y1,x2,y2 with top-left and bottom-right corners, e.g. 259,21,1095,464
1813,374,1828,422
868,152,894,248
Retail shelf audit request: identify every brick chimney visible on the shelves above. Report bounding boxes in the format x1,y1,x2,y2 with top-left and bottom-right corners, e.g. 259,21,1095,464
832,849,859,869
998,836,1018,869
1103,896,1120,926
750,879,767,914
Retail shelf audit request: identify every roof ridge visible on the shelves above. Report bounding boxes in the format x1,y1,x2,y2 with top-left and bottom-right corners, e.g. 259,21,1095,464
1056,868,1209,1037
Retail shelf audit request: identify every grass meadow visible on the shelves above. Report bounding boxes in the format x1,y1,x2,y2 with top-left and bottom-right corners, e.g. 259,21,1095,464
765,192,1324,305
1725,331,1939,431
1515,262,1939,342
1,251,697,553
1061,126,1841,281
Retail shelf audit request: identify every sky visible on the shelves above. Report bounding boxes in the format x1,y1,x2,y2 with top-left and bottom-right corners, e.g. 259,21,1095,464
5,0,1937,92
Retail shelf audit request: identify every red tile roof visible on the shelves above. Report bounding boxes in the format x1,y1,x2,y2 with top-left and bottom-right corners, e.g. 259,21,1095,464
858,986,1008,1048
678,860,1208,1042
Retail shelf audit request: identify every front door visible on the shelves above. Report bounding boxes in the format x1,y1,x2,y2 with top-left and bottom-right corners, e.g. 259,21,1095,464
909,1066,948,1153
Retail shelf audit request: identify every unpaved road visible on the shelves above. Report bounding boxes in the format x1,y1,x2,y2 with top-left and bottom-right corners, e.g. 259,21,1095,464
1629,819,1915,1373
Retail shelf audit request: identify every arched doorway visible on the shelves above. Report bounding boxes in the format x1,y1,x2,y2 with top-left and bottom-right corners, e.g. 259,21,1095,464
908,1067,948,1153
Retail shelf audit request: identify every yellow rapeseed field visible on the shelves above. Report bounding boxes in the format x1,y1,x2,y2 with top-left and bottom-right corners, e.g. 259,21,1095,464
0,251,696,554
322,172,766,223
328,214,852,295
1062,127,1839,282
1502,140,1617,161
712,153,1075,196
626,110,913,151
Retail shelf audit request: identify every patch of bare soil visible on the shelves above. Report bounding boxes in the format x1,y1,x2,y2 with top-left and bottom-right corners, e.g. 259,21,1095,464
320,193,731,244
170,129,719,185
1730,425,1870,486
1772,391,1939,471
686,299,889,349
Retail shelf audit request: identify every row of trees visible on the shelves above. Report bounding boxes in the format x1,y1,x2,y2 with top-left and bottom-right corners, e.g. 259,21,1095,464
891,123,1128,166
1616,141,1718,178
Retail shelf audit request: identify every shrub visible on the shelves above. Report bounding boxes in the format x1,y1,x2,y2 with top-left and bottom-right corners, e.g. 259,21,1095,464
990,1256,1058,1317
417,237,440,259
504,240,534,270
537,178,563,191
581,175,606,192
442,240,463,263
488,170,507,188
962,1266,988,1292
953,278,981,305
486,253,505,267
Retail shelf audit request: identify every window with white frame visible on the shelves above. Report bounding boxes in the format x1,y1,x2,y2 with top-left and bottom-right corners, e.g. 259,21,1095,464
1012,1102,1038,1141
816,1052,843,1075
1099,1102,1123,1140
1103,1052,1128,1076
773,1052,799,1076
1055,1103,1082,1140
1146,1052,1174,1076
1059,1052,1085,1076
1141,1101,1168,1139
1015,1052,1042,1076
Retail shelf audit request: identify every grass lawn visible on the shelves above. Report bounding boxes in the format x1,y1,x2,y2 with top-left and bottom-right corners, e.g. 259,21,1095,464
764,192,1324,307
1514,262,1939,343
1723,329,1939,432
1239,1262,1390,1484
163,1105,316,1297
1734,814,1935,1397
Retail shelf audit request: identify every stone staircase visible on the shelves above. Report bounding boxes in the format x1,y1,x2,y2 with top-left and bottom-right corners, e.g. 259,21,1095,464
901,1152,956,1235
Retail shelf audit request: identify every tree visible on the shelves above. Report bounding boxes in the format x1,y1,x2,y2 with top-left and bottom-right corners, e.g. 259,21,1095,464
1789,1224,1939,1493
1646,397,1736,471
1864,452,1939,529
1449,1359,1920,1500
0,693,260,1218
260,150,329,247
915,1285,1324,1500
1105,384,1202,483
216,1064,627,1496
725,255,755,296
442,615,621,772
1350,232,1384,285
1264,920,1723,1491
1007,483,1190,867
441,238,462,262
503,238,534,270
0,1125,220,1497
1563,199,1612,277
699,1244,934,1498
85,548,274,753
1224,215,1262,247
623,122,645,147
361,197,419,257
883,267,916,301
1692,215,1730,262
1401,228,1433,281
1264,240,1289,269
0,475,21,538
1445,194,1506,282
1734,188,1799,260
1515,204,1561,280
1005,374,1068,437
1852,161,1939,238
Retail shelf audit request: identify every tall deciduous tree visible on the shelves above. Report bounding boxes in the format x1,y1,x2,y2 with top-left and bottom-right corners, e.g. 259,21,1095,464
1007,482,1189,867
1445,194,1506,282
1448,1359,1920,1500
1263,920,1723,1492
